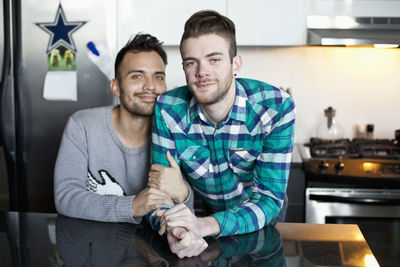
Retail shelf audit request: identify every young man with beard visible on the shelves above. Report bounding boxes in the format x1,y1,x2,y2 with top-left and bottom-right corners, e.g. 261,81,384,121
54,34,192,224
151,10,295,257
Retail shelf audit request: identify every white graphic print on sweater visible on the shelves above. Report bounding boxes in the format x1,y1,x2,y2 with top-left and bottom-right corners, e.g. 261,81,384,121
87,170,126,196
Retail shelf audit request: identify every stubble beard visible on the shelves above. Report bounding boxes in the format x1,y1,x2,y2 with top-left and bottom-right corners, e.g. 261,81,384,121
191,77,233,106
120,92,155,118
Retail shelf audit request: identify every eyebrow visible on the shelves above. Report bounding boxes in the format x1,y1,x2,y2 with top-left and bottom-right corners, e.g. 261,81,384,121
206,52,224,57
182,52,224,61
126,69,165,76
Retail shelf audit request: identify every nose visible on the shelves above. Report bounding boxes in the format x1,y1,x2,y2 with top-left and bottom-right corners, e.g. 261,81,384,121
143,77,155,92
196,61,210,78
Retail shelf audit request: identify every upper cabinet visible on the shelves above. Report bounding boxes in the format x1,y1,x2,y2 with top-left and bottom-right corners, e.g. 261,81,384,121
228,0,306,46
117,0,225,48
306,0,400,17
117,0,306,48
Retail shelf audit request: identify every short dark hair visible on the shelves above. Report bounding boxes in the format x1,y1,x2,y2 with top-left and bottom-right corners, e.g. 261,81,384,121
180,10,236,62
114,33,167,80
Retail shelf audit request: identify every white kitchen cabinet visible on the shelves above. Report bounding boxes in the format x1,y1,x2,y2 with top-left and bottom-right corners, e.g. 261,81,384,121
228,0,307,46
306,0,400,17
117,0,226,47
117,0,307,47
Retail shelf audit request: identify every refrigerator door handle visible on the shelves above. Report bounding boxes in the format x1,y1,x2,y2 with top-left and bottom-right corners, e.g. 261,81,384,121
1,0,11,128
1,0,20,211
13,0,28,211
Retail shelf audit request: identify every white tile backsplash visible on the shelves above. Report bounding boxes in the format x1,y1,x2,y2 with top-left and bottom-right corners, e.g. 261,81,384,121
164,46,400,144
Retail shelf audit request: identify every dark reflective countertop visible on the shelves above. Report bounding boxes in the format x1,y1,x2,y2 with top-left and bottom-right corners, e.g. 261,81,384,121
0,212,377,267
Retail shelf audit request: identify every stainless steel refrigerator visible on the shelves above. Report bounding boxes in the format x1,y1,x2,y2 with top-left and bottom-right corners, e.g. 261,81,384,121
0,0,116,212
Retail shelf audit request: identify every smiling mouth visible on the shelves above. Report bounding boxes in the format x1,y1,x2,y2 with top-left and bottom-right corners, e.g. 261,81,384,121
196,81,215,90
136,94,158,102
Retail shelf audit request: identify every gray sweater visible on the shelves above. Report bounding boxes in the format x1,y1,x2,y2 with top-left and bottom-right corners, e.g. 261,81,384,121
54,106,192,224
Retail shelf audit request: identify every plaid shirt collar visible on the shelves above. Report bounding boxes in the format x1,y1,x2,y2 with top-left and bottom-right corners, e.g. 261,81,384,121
188,79,248,125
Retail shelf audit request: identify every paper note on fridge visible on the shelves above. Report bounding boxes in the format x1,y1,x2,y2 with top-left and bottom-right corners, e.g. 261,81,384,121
43,71,77,101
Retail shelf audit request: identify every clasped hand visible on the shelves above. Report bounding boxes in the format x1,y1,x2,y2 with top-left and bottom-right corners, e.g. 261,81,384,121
148,152,211,258
132,151,187,217
148,151,188,202
156,204,208,258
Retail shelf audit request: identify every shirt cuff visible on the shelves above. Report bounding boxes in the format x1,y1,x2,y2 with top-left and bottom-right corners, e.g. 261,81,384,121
211,211,237,238
146,207,170,231
173,180,194,213
116,195,142,224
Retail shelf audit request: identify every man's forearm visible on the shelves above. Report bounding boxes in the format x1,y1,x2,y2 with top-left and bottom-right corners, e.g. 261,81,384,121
199,216,221,237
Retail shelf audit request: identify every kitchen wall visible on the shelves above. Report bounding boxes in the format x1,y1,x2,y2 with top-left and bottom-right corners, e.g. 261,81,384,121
164,46,400,144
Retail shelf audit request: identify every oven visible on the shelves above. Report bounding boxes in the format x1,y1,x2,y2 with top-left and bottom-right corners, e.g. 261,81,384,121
302,137,400,266
306,188,400,223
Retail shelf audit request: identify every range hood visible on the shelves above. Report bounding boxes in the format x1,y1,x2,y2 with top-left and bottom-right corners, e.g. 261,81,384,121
305,0,400,47
307,16,400,47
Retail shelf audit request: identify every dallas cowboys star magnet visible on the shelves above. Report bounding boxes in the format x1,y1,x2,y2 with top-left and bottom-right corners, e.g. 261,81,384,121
36,4,86,54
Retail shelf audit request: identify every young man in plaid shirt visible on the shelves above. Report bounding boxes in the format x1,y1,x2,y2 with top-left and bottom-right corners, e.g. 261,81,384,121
148,10,296,258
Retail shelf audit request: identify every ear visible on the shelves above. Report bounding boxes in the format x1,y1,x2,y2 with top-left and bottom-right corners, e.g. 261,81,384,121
232,55,242,75
110,79,120,97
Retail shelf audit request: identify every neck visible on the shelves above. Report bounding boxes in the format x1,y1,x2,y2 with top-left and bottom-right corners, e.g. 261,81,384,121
112,105,152,149
200,81,236,127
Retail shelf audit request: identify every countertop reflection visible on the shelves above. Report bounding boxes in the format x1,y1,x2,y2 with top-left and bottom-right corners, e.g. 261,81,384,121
56,214,284,266
277,223,379,267
0,212,378,266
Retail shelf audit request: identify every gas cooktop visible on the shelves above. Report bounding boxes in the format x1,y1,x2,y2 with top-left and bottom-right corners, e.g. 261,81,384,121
305,138,400,159
303,138,400,181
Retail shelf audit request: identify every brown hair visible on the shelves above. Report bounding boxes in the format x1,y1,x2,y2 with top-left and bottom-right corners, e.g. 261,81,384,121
180,10,237,62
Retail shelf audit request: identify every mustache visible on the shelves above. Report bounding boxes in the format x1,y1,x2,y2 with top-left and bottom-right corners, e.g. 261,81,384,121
195,79,214,85
134,92,158,97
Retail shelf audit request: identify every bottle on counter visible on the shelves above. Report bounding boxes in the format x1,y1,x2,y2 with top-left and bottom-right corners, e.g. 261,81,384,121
353,123,376,139
365,124,374,139
316,106,344,140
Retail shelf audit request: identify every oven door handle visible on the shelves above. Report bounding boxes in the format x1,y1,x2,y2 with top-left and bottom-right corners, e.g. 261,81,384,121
309,194,400,205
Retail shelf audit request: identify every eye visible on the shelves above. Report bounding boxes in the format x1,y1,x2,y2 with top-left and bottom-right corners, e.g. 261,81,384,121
210,57,221,63
131,74,142,80
155,75,165,81
183,60,196,68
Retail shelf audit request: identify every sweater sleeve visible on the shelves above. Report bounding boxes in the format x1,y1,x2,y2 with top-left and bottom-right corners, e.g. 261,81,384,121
174,179,194,213
54,116,141,223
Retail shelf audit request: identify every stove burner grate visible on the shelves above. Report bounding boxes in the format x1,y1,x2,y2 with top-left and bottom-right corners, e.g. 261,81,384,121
305,138,400,159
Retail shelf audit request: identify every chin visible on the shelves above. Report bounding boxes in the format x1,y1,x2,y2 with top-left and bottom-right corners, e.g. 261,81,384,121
195,97,215,105
125,105,154,117
197,91,217,103
131,111,153,117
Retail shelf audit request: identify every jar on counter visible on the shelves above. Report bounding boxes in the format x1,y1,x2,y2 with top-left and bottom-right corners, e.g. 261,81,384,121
316,106,344,140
